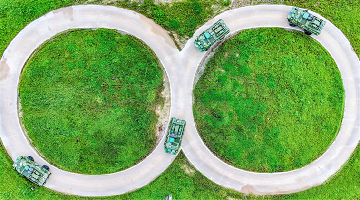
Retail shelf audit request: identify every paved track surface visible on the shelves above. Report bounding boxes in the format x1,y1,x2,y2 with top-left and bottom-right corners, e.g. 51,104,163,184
0,4,359,196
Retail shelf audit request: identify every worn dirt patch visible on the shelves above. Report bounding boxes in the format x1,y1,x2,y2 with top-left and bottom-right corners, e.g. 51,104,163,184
181,164,195,175
155,71,171,145
53,6,74,21
154,0,184,3
231,0,283,8
240,184,262,195
0,58,10,82
139,14,177,49
87,0,184,4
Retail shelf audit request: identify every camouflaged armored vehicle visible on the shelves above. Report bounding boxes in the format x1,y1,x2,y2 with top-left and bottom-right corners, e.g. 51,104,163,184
194,19,230,52
164,118,186,155
287,7,326,35
13,156,50,186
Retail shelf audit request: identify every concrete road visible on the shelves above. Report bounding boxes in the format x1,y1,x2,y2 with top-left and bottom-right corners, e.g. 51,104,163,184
181,5,360,195
0,4,359,196
0,5,180,196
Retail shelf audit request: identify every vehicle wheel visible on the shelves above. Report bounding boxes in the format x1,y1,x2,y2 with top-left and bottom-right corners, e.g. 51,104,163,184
304,30,312,35
289,22,296,27
42,165,50,171
27,156,34,161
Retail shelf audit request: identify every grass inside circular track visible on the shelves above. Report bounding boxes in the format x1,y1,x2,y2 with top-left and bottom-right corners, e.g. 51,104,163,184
19,29,164,175
193,28,344,173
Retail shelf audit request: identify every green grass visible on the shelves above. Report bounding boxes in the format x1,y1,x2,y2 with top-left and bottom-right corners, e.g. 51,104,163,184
0,0,359,198
19,29,164,174
0,0,232,52
91,0,230,38
283,0,360,55
194,28,344,173
0,0,88,56
281,146,360,199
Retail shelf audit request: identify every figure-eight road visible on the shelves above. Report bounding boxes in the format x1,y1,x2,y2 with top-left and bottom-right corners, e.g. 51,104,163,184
0,4,359,196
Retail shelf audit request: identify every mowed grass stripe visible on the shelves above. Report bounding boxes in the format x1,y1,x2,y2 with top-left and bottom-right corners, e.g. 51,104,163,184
19,29,164,175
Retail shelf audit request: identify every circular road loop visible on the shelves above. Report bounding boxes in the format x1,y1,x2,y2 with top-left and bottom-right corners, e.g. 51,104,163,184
0,4,359,196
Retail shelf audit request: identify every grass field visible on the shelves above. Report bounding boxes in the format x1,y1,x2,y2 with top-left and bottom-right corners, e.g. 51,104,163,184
19,29,164,174
0,0,359,198
93,0,229,37
193,28,344,172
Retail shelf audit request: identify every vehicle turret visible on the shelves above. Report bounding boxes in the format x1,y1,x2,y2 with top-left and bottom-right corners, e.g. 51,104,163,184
12,156,51,186
194,19,230,52
164,118,186,155
287,7,326,35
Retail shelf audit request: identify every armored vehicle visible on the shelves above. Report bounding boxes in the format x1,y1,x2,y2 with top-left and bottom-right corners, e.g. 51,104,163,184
13,156,51,186
194,19,230,52
164,118,186,155
287,7,326,35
